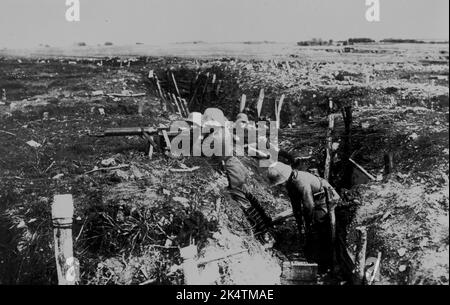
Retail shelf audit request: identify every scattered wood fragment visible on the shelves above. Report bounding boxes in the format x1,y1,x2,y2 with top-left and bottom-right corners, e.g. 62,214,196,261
169,166,200,173
84,164,130,174
0,130,16,136
139,278,157,286
107,93,146,97
348,158,376,181
197,249,248,266
368,251,382,285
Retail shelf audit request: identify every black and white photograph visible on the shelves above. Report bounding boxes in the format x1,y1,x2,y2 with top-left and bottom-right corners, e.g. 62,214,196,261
0,0,448,291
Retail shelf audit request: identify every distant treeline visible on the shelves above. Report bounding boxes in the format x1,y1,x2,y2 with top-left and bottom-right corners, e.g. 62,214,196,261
381,39,425,43
242,41,277,44
297,37,447,46
348,38,375,43
380,38,448,44
297,38,334,46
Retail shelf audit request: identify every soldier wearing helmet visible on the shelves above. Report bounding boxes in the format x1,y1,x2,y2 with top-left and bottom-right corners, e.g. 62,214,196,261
267,162,343,273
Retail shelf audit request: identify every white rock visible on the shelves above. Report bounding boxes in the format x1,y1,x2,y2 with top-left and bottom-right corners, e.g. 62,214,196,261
52,173,64,180
101,158,116,167
397,248,407,257
409,133,419,141
92,90,104,96
26,140,41,148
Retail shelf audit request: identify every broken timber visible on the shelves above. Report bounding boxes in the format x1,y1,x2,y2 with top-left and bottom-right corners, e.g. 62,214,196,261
348,158,376,183
52,194,79,285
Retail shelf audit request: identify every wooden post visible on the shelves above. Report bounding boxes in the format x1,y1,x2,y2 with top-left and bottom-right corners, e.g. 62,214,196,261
257,88,265,119
177,96,189,117
181,98,190,115
275,94,285,128
171,94,184,117
239,94,247,112
171,72,182,98
341,105,353,188
324,99,335,181
52,194,78,285
180,245,199,285
285,61,291,74
353,226,367,285
138,101,144,117
188,73,201,108
200,72,210,106
215,80,222,96
384,152,394,176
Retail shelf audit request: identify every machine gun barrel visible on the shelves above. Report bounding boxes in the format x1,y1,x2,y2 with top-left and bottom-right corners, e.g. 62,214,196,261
91,127,160,137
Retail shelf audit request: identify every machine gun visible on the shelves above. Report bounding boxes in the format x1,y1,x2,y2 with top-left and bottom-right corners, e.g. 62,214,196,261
90,125,273,159
90,126,180,158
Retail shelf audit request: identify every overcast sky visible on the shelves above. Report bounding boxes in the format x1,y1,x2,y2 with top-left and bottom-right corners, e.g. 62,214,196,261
0,0,448,48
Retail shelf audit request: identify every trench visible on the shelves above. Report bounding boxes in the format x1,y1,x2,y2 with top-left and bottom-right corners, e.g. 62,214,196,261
148,64,364,283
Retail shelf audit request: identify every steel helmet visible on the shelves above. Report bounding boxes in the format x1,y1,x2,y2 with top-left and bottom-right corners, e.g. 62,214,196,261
267,162,292,186
203,108,226,126
236,113,249,124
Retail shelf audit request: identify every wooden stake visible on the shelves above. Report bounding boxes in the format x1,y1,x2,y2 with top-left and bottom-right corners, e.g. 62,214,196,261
353,226,367,285
171,72,182,98
384,152,394,176
215,80,222,96
275,94,285,129
257,88,265,118
177,96,188,117
171,94,184,116
52,194,78,285
181,98,190,115
285,61,291,73
239,94,247,112
324,100,335,181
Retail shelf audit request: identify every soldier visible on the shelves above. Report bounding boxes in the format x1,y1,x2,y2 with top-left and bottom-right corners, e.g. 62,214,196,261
267,162,342,273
